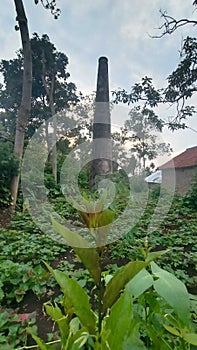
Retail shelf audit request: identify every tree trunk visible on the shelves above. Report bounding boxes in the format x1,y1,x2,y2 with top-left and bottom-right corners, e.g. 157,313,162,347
10,0,32,209
51,104,57,182
41,53,57,181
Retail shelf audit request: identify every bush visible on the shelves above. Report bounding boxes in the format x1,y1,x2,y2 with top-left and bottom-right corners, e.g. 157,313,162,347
183,173,197,210
0,140,18,207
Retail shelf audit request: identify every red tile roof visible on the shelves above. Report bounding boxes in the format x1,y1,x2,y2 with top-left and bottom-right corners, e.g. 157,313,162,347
159,146,197,169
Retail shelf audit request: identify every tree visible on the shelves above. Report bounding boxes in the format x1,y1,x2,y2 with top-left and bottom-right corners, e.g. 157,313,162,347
7,0,60,209
30,33,78,180
0,33,79,185
11,0,32,209
123,106,172,174
113,2,197,131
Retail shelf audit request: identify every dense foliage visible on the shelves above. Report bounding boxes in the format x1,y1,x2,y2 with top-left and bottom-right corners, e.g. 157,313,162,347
0,140,18,207
0,34,79,140
0,183,196,348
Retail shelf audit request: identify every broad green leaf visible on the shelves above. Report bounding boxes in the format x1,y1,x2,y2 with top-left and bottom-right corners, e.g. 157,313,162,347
44,302,63,321
74,247,101,285
70,317,80,335
164,313,181,329
104,290,146,350
126,268,153,299
146,249,168,262
79,208,114,229
97,209,115,246
44,302,69,344
0,312,9,328
51,217,101,284
183,333,197,346
31,333,56,349
164,325,181,337
151,262,190,324
98,209,115,226
45,264,96,334
103,261,148,313
51,217,90,248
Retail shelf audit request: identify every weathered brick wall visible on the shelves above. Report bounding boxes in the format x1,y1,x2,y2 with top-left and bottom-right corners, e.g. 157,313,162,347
162,167,196,196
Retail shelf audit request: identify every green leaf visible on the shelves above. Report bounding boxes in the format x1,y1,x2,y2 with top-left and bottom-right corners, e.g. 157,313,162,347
44,302,69,344
51,217,90,248
102,261,148,313
164,313,181,329
98,209,115,226
97,209,115,245
68,327,89,350
97,209,115,246
45,264,96,334
44,302,63,321
163,325,181,337
183,333,197,346
0,287,4,301
70,317,80,335
74,332,89,348
146,249,168,262
74,247,101,285
31,333,56,349
126,268,153,299
51,217,101,284
151,262,190,324
123,343,147,350
104,290,146,350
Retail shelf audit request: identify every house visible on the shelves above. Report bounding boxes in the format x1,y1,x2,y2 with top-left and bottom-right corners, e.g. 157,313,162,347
145,170,162,188
159,146,197,195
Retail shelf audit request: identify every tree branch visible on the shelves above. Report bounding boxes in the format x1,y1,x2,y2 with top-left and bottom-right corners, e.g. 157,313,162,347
35,0,61,19
152,10,197,38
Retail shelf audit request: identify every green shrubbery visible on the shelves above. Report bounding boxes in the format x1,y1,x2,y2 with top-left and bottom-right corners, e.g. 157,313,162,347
29,208,197,349
0,140,18,207
0,173,196,348
183,173,197,211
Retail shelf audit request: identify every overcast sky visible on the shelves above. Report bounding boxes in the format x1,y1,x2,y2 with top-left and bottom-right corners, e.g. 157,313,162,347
0,0,196,160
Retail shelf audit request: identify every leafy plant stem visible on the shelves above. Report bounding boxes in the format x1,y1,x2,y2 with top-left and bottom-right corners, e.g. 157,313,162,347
18,339,61,349
97,246,104,339
162,336,174,350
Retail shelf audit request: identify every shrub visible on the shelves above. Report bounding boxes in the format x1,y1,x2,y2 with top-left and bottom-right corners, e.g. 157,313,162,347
183,172,197,210
0,140,18,207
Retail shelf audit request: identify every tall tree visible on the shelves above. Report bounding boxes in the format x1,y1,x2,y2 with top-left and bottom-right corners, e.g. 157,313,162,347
0,34,78,185
11,0,32,209
30,33,78,180
8,0,61,209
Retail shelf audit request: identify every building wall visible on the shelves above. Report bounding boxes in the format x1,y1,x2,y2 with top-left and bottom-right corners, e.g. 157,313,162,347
162,167,196,196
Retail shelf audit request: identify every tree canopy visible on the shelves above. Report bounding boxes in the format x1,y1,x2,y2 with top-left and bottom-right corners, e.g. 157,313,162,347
0,34,79,139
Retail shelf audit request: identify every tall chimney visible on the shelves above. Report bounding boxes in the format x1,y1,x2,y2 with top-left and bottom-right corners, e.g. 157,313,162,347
90,57,112,188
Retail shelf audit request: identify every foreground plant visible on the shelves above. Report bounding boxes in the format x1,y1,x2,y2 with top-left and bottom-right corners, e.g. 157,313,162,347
27,195,197,350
